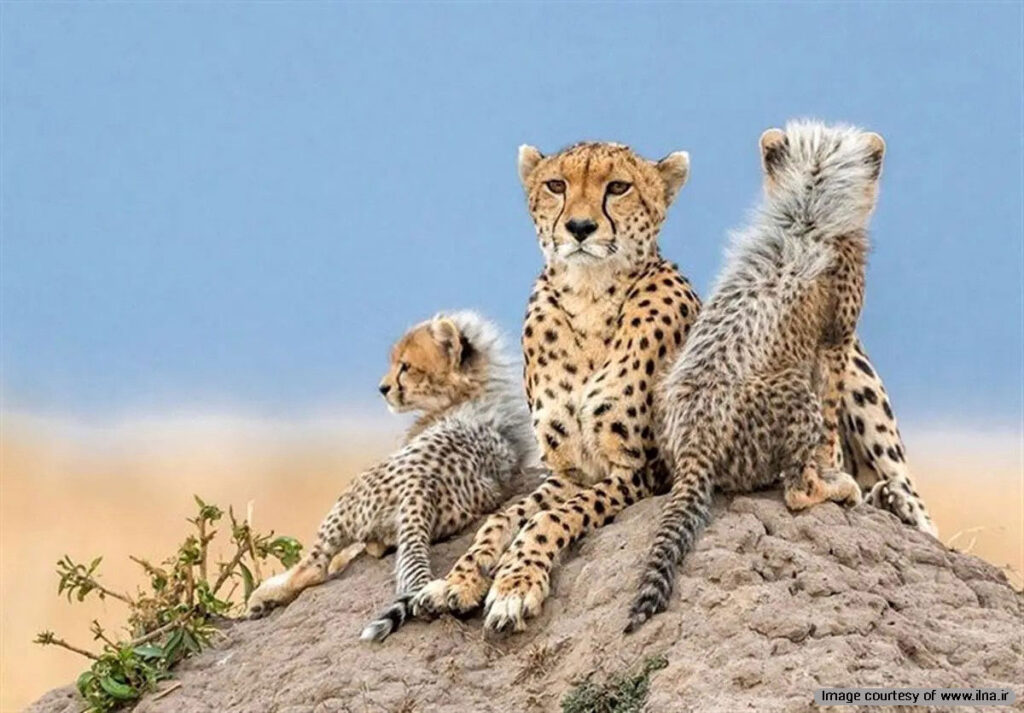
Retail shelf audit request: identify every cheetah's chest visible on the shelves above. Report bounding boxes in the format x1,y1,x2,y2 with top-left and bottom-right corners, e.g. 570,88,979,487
525,285,629,479
559,287,621,350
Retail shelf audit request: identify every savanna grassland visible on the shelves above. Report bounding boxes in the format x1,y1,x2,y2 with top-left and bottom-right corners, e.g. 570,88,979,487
1,414,1020,711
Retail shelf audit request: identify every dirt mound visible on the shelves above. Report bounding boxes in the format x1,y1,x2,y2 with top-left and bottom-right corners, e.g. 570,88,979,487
28,484,1023,713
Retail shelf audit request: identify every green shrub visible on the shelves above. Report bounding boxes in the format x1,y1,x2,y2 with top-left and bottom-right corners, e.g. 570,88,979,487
36,496,300,712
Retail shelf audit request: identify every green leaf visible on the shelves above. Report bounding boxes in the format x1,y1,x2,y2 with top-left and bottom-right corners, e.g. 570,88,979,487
76,670,96,692
163,628,184,661
132,644,164,659
269,536,303,567
98,676,136,700
239,563,255,602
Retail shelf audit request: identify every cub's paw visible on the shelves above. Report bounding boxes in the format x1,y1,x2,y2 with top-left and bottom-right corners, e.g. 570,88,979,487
820,468,862,507
246,571,296,619
483,566,549,634
868,480,938,537
785,465,861,511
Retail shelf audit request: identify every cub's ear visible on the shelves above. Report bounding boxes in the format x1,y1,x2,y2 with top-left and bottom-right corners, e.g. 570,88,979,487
655,151,690,205
864,131,886,178
518,145,544,186
759,128,788,177
430,317,468,367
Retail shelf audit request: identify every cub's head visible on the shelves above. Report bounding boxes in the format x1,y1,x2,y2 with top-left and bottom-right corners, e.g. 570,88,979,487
759,120,886,229
378,313,485,414
517,142,689,270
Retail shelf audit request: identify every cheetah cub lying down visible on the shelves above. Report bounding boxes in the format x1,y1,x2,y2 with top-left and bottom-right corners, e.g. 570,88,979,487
628,121,889,631
246,311,536,642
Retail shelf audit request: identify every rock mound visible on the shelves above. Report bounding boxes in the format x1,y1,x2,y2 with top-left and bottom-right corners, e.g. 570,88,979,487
28,485,1023,713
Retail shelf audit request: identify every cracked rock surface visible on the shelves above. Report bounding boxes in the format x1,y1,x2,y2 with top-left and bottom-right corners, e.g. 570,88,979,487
28,485,1023,713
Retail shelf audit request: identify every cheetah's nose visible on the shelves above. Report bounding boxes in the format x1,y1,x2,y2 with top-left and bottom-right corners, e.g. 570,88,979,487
565,218,598,242
379,384,391,396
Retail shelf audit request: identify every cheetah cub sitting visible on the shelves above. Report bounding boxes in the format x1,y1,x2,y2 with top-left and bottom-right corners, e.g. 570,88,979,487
246,311,536,642
628,121,888,631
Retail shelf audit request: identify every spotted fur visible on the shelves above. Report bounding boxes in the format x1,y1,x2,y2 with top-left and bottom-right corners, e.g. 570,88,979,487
840,341,936,534
413,141,700,632
245,311,536,643
626,121,929,632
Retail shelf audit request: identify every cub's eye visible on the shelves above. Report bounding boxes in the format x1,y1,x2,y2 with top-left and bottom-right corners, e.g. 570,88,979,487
398,361,409,373
545,179,566,194
607,181,631,195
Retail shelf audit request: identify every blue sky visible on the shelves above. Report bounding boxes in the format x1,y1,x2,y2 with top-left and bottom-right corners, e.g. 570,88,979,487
2,2,1021,427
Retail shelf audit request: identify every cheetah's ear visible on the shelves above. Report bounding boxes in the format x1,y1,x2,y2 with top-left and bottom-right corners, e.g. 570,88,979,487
864,132,886,179
655,151,690,206
759,128,788,178
518,145,544,187
430,317,471,369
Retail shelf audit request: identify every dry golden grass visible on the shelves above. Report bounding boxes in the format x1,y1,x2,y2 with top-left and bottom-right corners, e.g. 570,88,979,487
906,429,1022,587
0,416,1020,711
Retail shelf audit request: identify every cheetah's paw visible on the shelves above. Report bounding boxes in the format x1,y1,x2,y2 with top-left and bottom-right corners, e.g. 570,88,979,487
483,568,549,634
441,567,492,617
785,466,862,511
868,480,938,537
821,468,862,507
245,571,296,619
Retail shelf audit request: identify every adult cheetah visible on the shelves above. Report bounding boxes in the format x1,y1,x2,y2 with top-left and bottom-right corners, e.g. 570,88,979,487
627,121,903,630
246,311,536,642
413,141,701,632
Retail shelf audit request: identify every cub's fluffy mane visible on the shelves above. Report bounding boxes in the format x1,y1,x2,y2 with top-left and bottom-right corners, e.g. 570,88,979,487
438,310,510,371
431,310,538,470
714,119,879,294
760,119,882,237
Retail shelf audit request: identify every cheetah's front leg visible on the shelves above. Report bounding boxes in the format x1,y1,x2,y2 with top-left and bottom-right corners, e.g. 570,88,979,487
247,492,364,618
484,468,649,633
412,475,578,618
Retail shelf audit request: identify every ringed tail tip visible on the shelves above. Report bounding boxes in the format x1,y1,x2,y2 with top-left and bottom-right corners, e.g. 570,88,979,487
359,620,393,642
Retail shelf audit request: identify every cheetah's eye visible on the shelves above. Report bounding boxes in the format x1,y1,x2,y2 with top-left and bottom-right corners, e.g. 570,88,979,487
606,181,631,196
545,179,566,195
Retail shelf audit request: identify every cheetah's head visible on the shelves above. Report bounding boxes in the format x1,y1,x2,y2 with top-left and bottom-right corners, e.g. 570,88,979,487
378,314,483,414
759,120,886,231
517,142,689,271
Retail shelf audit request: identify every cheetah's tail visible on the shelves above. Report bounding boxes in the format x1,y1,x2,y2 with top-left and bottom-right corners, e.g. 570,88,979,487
625,457,714,633
360,594,412,643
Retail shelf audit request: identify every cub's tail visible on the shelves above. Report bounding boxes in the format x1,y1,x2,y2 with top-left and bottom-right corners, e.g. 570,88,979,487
360,594,413,643
625,454,714,633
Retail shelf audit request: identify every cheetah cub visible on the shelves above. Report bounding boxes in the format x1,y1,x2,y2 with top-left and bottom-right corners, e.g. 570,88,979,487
246,311,536,642
628,121,887,631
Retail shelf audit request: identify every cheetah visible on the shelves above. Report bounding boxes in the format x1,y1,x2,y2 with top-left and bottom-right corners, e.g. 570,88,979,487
626,121,902,631
246,311,536,642
413,141,702,632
